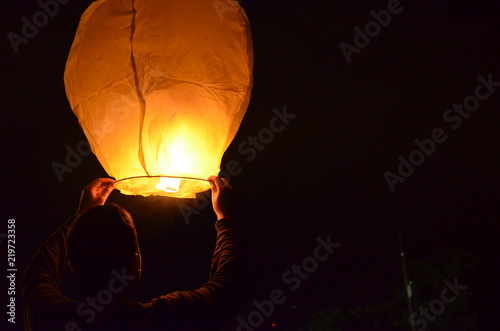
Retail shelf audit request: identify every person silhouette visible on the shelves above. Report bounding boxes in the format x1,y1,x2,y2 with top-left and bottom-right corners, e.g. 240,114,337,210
21,176,245,330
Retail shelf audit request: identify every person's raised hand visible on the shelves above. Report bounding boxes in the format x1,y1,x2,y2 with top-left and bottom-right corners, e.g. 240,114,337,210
76,178,115,216
208,176,236,220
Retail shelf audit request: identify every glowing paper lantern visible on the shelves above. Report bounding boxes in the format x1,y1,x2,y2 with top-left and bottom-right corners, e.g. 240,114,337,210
64,0,253,198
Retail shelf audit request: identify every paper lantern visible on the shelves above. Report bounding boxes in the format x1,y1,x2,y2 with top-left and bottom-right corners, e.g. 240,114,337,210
64,0,253,198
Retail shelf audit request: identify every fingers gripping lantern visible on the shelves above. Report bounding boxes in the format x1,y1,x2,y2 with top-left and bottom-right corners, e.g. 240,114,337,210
64,0,253,198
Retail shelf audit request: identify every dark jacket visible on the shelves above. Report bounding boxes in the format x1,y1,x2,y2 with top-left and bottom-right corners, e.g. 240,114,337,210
21,216,245,331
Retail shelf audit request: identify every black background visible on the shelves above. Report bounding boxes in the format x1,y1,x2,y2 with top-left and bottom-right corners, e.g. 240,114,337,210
1,0,499,330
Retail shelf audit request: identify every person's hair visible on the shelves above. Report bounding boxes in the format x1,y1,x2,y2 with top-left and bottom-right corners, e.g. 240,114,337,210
67,203,138,292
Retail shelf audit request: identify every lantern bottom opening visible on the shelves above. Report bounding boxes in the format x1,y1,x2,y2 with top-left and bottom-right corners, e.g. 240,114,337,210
114,175,211,198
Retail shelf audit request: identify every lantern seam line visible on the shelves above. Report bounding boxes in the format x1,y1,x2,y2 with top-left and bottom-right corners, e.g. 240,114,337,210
129,0,150,177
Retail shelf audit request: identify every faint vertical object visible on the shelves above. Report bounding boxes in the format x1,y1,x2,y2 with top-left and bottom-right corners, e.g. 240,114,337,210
398,230,416,331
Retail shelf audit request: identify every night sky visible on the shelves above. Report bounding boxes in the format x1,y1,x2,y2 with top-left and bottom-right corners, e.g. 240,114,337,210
1,0,499,330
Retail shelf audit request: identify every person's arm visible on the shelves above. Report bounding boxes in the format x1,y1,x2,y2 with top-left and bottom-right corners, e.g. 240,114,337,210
21,178,115,330
144,177,246,328
21,216,78,330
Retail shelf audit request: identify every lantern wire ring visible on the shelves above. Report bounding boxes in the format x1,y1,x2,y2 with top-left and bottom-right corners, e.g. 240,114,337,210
114,175,210,183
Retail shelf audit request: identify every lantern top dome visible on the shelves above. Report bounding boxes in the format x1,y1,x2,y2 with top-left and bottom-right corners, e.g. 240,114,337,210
65,0,253,198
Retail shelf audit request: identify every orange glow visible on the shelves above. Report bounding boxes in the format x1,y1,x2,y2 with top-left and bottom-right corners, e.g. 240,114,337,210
64,0,253,198
155,177,181,193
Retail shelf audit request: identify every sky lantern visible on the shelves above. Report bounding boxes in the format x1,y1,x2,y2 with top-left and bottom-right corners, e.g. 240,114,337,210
64,0,253,198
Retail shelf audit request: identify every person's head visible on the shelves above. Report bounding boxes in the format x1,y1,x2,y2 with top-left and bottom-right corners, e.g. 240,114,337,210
67,203,141,301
